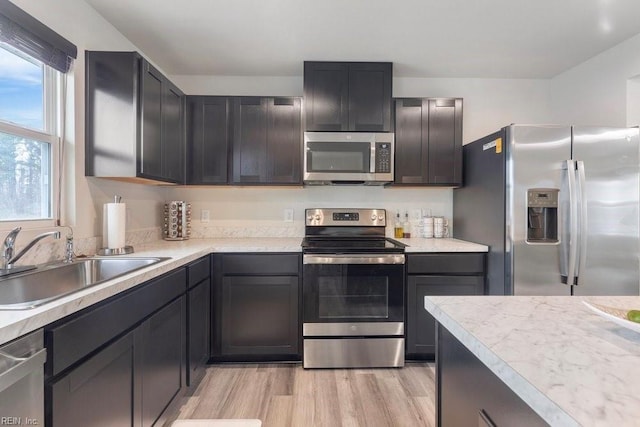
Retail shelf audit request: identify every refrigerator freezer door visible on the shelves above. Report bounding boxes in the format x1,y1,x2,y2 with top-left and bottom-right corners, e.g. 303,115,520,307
572,127,640,296
509,125,572,295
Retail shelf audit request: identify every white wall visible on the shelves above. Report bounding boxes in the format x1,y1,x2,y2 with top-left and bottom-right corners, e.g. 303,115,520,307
172,75,552,144
549,33,640,127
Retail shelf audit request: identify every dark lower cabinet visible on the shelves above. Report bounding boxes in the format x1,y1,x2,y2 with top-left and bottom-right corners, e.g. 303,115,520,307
46,268,188,427
50,332,135,427
212,253,301,362
137,297,185,427
405,253,485,360
186,256,211,387
437,325,547,427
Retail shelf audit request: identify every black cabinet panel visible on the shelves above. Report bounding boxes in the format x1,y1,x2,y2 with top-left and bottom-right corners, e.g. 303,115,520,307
187,255,211,288
46,268,186,376
437,325,547,427
187,279,210,387
231,97,302,184
304,61,392,132
137,297,184,427
49,332,134,427
186,96,230,184
212,253,301,361
268,97,302,183
406,275,484,358
348,63,392,132
220,275,299,356
162,80,185,183
140,61,163,180
232,97,268,183
408,253,485,274
394,98,463,186
405,253,485,360
86,51,185,183
303,62,349,131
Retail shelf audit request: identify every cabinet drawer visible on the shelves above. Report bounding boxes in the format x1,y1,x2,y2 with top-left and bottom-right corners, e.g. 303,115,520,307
221,254,300,275
407,253,485,275
188,256,210,288
46,268,186,376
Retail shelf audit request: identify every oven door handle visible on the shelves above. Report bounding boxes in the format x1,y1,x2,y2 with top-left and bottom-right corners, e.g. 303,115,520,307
303,254,405,265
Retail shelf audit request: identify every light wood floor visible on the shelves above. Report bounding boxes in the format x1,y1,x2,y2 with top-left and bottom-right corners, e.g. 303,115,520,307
165,362,436,427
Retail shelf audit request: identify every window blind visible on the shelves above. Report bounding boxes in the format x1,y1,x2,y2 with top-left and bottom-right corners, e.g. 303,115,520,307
0,0,77,73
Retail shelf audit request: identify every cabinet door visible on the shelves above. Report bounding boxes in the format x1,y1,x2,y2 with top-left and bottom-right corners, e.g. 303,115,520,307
187,96,230,184
50,332,134,427
348,62,392,132
394,98,428,184
303,62,349,131
267,97,302,184
220,275,299,356
406,275,483,359
188,279,210,387
232,97,268,183
427,98,463,185
438,325,547,427
140,60,163,180
162,80,185,183
137,297,184,427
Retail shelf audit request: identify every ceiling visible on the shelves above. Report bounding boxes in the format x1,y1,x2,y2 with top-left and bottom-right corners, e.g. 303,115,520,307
84,0,640,79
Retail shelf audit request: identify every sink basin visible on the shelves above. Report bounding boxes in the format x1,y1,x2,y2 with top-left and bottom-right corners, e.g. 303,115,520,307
0,257,170,310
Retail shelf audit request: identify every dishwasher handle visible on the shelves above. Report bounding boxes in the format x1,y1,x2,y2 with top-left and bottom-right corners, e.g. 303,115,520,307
0,348,46,394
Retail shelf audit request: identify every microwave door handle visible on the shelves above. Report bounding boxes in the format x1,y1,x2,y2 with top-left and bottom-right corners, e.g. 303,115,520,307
370,143,376,173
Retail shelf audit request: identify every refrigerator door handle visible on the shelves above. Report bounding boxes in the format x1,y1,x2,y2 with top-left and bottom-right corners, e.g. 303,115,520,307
575,160,587,284
561,160,578,286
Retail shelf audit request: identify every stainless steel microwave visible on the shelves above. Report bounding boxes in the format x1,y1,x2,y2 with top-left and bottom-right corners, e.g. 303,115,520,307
303,132,394,185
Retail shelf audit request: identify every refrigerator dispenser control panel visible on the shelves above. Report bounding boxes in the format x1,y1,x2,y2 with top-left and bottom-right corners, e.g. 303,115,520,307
527,188,559,244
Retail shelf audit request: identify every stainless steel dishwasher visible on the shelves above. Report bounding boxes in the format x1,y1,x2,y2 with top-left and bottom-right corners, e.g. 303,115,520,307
0,329,46,425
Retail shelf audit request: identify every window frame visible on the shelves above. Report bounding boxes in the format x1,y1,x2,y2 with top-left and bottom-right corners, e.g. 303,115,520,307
0,53,61,228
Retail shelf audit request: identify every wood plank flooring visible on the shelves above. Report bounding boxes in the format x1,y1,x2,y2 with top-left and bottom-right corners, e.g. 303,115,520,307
164,362,436,427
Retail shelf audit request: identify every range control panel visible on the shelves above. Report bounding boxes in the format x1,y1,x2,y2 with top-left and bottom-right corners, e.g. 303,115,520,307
306,208,386,227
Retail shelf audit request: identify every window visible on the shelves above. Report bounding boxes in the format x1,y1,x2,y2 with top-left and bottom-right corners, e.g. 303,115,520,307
0,42,60,221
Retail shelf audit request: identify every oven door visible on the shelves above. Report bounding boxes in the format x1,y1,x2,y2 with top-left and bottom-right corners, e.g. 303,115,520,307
302,254,404,325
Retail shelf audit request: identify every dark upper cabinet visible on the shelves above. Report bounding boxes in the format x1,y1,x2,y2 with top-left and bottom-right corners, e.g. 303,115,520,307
85,51,185,184
231,96,302,185
394,98,463,186
304,61,392,132
186,96,230,184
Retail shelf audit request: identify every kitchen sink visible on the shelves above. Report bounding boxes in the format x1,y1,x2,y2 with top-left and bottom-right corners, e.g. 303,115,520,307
0,257,170,310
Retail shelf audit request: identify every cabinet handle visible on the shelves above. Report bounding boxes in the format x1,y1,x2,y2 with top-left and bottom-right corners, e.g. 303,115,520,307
273,97,294,106
478,409,497,427
435,98,455,108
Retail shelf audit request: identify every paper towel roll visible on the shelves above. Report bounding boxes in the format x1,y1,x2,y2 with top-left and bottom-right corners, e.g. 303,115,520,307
105,203,126,249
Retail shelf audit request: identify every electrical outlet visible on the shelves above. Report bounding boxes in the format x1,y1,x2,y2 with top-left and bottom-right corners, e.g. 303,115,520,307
201,209,210,223
284,208,294,223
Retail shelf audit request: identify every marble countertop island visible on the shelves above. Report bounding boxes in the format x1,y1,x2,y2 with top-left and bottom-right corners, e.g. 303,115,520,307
425,295,640,427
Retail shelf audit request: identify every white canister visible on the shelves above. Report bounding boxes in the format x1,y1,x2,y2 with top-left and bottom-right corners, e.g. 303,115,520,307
433,217,449,238
422,217,434,238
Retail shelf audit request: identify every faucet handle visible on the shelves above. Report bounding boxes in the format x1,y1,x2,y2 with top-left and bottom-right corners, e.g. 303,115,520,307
3,227,21,248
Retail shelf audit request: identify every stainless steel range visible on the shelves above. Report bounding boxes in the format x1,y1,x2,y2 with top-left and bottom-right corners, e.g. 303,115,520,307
301,208,406,369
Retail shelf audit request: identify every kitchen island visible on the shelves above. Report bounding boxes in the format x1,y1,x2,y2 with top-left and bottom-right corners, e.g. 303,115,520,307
425,295,640,427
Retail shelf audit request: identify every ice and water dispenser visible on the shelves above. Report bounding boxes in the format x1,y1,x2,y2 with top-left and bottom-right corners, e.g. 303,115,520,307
527,189,559,243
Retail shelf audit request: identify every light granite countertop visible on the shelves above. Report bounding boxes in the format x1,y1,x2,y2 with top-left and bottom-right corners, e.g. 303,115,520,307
425,295,640,427
0,236,485,346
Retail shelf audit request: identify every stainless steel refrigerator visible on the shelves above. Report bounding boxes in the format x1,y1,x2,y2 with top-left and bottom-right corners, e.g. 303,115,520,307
454,125,640,296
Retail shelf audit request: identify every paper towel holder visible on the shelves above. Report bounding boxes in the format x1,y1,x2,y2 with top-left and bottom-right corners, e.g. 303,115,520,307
97,246,134,256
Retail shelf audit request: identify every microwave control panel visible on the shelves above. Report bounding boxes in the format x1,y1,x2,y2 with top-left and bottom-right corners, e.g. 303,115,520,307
375,143,392,173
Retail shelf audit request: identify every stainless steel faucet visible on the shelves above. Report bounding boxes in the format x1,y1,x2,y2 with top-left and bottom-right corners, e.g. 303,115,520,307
2,227,61,269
